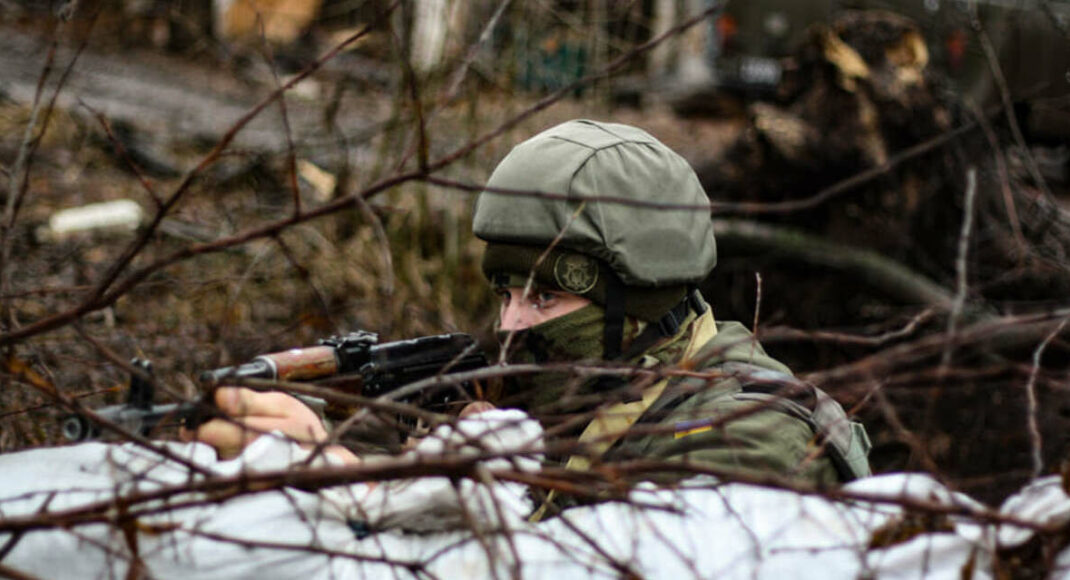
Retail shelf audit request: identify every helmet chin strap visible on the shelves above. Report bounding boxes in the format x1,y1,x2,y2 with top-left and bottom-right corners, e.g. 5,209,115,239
605,274,708,364
591,271,631,397
612,287,708,367
602,272,625,361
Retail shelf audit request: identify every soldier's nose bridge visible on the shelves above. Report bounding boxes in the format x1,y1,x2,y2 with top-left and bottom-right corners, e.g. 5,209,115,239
500,302,532,328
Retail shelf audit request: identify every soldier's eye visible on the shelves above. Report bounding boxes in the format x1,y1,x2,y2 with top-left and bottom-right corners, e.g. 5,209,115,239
495,289,511,307
533,292,557,309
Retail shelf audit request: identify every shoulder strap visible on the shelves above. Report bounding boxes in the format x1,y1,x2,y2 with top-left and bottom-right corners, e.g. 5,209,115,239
529,309,718,522
718,362,872,481
570,309,718,468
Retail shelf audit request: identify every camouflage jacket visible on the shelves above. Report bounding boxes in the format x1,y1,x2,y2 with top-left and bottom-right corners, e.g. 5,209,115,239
604,314,871,487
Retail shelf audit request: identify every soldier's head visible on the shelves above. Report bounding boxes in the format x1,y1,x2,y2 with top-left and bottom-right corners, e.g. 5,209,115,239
473,119,716,365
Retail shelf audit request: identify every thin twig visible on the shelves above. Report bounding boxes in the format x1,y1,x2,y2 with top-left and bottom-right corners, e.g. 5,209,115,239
810,307,1070,384
272,234,336,330
394,0,431,174
0,168,419,347
0,6,401,348
168,526,430,569
353,194,395,299
1040,0,1070,40
750,272,762,360
941,167,978,370
762,308,936,347
426,175,717,211
0,562,40,580
0,13,96,328
0,2,726,350
258,23,303,218
968,1,1052,200
426,1,726,172
1024,316,1068,478
2,8,97,238
393,0,515,173
0,386,117,419
0,449,1055,537
0,355,212,476
498,201,588,363
967,100,1027,258
71,323,187,400
81,2,400,311
439,0,514,106
3,42,54,228
81,100,163,207
871,382,945,477
708,122,983,215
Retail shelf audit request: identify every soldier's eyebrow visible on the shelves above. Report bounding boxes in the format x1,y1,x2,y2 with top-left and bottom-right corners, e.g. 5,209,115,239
524,284,553,295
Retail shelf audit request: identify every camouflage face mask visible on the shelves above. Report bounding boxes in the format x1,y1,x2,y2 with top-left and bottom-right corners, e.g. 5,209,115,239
496,303,609,412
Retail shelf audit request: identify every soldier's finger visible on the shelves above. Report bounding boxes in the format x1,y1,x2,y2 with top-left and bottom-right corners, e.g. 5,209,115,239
190,418,256,459
238,415,327,445
459,401,496,418
215,387,305,418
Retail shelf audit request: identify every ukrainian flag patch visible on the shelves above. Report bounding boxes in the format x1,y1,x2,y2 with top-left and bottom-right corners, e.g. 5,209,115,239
674,418,717,439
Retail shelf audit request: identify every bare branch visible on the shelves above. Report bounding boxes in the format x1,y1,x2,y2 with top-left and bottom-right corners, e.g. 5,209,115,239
968,0,1053,200
1024,316,1068,478
941,167,978,369
762,308,936,347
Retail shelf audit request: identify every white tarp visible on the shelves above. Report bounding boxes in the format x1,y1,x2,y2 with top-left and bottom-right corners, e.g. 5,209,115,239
0,409,1067,579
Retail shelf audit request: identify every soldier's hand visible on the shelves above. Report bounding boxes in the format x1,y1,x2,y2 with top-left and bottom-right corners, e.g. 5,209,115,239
401,401,498,451
181,387,358,464
459,401,496,418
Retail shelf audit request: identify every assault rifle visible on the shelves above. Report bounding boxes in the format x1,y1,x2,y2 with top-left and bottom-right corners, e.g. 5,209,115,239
61,332,488,442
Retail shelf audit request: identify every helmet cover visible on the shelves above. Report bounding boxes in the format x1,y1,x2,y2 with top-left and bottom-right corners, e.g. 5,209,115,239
473,119,717,287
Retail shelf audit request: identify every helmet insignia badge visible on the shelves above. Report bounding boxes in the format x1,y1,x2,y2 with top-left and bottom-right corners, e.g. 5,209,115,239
554,253,599,294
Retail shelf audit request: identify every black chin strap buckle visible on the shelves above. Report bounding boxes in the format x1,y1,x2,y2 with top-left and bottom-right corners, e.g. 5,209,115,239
656,289,703,337
688,287,707,314
603,272,626,361
657,309,682,337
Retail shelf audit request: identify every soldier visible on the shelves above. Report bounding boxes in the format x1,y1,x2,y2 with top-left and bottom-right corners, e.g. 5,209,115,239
190,119,871,491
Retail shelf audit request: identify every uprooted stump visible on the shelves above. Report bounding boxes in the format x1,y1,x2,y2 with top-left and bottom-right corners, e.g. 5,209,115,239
693,10,1070,504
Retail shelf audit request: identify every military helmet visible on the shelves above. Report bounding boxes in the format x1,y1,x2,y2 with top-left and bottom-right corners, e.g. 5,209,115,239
473,119,717,325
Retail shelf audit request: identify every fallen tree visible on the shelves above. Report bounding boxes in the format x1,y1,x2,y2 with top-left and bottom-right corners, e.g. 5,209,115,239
692,10,1070,504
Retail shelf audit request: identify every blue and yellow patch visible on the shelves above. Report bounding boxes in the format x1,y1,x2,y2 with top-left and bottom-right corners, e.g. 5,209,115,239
674,418,717,439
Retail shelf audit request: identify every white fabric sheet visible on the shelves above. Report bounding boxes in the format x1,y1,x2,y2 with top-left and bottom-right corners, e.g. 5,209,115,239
1,409,1067,579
